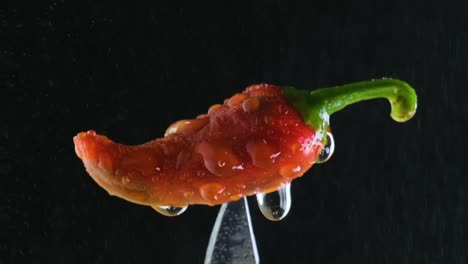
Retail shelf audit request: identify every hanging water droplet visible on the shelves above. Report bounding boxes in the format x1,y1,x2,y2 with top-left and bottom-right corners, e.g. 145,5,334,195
152,205,188,217
316,131,335,163
256,183,291,221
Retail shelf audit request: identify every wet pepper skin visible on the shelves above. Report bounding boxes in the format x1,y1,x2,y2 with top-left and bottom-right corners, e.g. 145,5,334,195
74,79,418,209
74,84,323,207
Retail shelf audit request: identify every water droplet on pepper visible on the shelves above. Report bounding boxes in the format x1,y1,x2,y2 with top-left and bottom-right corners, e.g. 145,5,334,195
164,118,209,137
227,93,246,106
316,132,335,164
200,183,226,202
242,97,260,112
246,141,279,168
207,104,222,114
98,152,113,170
152,205,188,216
256,183,291,221
196,142,241,177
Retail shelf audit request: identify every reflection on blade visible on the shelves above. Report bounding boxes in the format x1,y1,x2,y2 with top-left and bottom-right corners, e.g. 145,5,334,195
204,197,260,264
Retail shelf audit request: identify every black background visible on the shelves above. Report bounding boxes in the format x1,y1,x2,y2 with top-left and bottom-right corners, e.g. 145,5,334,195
2,1,467,263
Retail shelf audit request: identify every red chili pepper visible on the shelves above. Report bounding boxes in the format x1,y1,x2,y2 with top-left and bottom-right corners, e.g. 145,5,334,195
74,79,417,212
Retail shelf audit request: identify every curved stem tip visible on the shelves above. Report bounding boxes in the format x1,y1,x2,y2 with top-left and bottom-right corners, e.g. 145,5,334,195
283,78,417,138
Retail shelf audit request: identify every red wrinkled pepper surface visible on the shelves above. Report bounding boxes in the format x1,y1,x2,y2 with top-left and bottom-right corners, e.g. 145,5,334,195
74,84,321,207
74,79,417,209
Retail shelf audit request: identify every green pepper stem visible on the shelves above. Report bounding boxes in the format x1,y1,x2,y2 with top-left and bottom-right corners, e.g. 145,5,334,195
282,78,417,139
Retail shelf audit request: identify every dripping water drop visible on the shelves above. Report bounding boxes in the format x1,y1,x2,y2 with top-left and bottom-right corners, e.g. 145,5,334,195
152,205,188,217
256,183,291,221
316,131,335,164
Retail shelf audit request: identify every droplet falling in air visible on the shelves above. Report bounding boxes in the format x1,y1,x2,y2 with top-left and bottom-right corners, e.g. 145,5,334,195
316,131,335,164
152,205,188,217
256,183,291,221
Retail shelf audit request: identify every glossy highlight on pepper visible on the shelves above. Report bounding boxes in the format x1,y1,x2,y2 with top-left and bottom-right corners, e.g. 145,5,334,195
73,79,417,212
